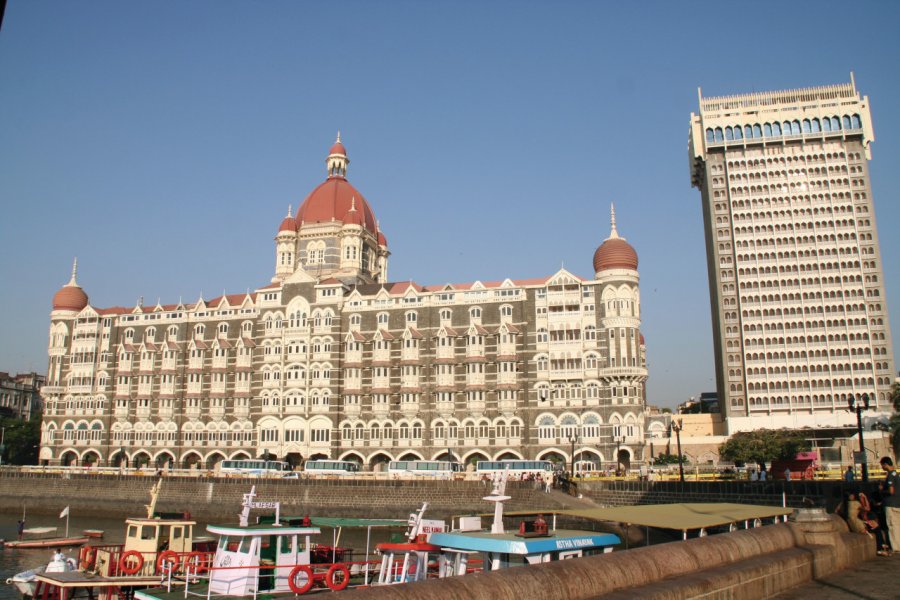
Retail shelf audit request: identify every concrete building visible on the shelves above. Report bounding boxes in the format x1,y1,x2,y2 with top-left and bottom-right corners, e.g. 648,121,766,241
39,137,649,471
688,78,895,432
0,371,45,421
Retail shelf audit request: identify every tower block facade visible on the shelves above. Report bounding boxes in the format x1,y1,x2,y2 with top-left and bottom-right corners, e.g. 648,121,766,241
689,79,894,431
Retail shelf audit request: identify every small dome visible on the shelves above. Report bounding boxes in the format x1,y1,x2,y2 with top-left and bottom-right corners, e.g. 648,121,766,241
53,259,88,311
593,238,638,272
278,215,298,233
329,140,347,157
377,230,388,247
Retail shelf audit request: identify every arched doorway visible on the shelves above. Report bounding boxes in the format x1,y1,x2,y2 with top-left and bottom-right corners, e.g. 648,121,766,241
397,452,422,461
617,448,632,473
575,450,602,475
81,451,99,467
60,450,78,466
114,449,129,468
132,452,151,469
206,452,225,470
368,452,392,472
182,452,202,470
495,451,523,461
464,451,490,468
538,450,566,471
156,452,175,470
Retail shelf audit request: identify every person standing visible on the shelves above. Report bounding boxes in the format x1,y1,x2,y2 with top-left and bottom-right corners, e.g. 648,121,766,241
845,466,855,483
17,519,25,540
880,457,899,554
784,467,792,482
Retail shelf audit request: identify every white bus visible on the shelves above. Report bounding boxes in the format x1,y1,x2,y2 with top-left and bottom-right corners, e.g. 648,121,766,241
218,459,291,477
303,460,361,475
475,460,554,479
387,460,464,479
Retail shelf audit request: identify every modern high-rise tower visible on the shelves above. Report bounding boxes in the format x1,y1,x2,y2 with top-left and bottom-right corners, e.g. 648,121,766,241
688,77,894,431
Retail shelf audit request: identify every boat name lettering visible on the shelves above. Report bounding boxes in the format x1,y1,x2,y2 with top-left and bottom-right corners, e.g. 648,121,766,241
555,538,593,550
248,501,279,509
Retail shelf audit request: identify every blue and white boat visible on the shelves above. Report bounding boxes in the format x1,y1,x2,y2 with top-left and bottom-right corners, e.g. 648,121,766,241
429,471,619,576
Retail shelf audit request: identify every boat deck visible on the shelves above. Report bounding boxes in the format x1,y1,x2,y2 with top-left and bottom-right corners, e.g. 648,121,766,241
37,572,177,589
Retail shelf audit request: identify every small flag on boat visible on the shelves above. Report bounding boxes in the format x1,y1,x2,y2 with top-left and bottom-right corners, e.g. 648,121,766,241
59,506,69,519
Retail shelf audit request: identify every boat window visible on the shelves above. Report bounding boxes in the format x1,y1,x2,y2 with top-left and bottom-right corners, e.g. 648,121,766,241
172,527,183,540
280,535,294,554
128,525,138,538
141,525,156,540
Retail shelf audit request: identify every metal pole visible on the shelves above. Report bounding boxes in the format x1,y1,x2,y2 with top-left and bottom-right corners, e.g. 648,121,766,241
675,421,685,483
856,404,868,482
570,436,575,476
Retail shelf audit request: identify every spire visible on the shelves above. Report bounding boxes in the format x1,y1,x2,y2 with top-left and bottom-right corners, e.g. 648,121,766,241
336,130,341,143
68,257,79,286
608,203,620,240
287,204,293,218
350,196,357,211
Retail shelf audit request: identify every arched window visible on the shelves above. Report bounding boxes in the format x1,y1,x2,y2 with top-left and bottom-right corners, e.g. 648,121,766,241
772,122,782,135
764,123,772,137
725,126,734,141
538,416,555,440
752,124,761,138
842,115,852,130
706,128,715,143
811,118,821,133
851,114,861,129
439,309,452,322
714,128,723,142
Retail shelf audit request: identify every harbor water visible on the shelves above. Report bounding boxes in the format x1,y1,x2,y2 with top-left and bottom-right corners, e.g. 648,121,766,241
0,510,404,600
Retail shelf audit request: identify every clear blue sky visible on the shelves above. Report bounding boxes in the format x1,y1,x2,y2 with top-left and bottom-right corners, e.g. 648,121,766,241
1,1,898,408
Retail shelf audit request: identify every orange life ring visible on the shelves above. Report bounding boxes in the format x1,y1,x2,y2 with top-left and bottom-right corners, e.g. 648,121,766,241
287,565,315,594
80,546,96,570
118,550,144,575
183,552,209,575
325,563,350,591
156,551,180,574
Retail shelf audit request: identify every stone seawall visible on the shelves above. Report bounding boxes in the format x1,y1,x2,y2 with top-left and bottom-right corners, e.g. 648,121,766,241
580,479,871,511
0,471,564,521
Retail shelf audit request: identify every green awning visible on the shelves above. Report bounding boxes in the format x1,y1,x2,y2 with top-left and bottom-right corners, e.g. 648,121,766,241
308,517,407,528
482,503,792,531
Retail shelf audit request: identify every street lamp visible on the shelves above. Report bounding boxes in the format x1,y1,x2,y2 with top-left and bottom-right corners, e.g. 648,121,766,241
568,432,578,476
670,419,685,483
848,394,871,482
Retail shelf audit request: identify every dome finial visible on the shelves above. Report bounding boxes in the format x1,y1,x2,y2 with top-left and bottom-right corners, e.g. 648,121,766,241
287,204,293,218
336,131,341,143
69,257,79,286
609,203,619,239
350,196,357,211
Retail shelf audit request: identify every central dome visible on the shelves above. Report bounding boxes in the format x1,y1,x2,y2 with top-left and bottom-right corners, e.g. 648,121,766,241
291,135,379,236
297,178,377,235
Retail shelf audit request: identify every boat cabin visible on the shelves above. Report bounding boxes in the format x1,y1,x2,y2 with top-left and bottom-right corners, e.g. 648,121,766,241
207,520,321,596
429,517,619,576
91,514,199,576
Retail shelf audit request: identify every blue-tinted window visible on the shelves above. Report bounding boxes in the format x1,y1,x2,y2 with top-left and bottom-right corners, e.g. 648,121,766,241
773,122,782,135
753,124,762,138
725,127,734,141
843,115,852,129
764,123,772,137
812,119,821,133
714,128,724,142
802,120,811,134
791,120,801,135
851,114,861,129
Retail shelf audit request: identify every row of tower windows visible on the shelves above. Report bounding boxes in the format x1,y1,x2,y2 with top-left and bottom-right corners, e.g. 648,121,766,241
705,115,862,143
725,152,861,171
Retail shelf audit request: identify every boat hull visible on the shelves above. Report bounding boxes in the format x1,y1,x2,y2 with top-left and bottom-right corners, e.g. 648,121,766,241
5,537,90,549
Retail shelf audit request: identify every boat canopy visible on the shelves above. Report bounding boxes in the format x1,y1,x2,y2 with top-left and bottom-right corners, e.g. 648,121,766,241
493,503,793,531
429,529,620,555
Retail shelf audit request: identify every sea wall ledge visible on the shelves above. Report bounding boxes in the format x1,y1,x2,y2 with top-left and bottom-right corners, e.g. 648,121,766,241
344,513,873,600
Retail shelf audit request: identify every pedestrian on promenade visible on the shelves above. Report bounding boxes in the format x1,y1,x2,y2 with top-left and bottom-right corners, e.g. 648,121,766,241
845,466,855,483
784,467,792,482
759,466,767,481
879,456,898,554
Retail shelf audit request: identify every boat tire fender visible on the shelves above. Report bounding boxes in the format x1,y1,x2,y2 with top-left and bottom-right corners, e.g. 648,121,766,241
157,551,180,574
185,552,209,575
288,565,315,594
118,550,144,575
326,564,350,591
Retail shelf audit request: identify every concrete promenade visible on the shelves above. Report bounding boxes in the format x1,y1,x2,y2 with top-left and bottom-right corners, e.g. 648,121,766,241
774,552,898,600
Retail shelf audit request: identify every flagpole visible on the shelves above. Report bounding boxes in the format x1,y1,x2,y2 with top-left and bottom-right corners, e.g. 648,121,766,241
66,511,69,538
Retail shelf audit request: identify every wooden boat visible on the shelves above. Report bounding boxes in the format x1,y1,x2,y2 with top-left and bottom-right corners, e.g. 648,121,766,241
82,529,105,539
4,528,90,549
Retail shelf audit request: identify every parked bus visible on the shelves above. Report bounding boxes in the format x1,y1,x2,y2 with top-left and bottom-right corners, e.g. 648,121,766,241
387,460,464,478
303,460,361,475
218,459,291,477
475,459,554,479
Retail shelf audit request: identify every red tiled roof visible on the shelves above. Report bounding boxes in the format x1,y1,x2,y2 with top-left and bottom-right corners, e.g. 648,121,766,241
377,329,394,341
240,337,257,348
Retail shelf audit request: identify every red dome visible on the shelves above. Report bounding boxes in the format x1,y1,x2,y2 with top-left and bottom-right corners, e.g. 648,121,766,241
593,238,638,272
329,141,347,156
278,215,298,233
297,178,378,236
53,284,88,312
377,230,387,246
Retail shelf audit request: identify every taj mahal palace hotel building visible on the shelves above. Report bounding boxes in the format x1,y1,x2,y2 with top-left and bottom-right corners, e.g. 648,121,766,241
39,137,648,471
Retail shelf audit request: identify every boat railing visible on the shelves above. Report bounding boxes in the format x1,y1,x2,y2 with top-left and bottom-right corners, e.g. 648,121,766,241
167,558,383,598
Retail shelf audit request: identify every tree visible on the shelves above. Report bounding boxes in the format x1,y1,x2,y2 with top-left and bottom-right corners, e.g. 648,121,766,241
0,417,40,465
652,453,690,466
718,429,811,468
